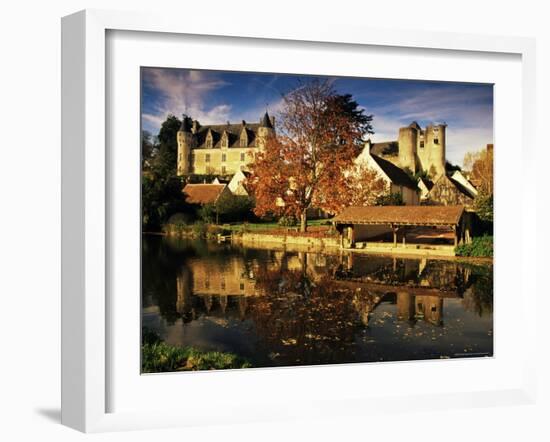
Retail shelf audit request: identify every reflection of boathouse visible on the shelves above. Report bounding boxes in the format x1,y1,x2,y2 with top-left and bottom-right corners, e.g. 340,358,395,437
333,205,472,255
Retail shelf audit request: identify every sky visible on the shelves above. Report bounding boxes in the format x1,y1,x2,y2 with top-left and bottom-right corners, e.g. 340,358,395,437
141,67,493,166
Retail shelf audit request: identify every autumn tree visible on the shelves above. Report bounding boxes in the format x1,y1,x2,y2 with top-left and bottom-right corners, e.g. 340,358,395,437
464,145,494,227
464,146,493,194
249,79,383,232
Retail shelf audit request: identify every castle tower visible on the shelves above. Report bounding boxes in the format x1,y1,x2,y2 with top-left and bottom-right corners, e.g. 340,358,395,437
397,122,418,173
176,115,193,176
257,111,275,149
425,123,446,179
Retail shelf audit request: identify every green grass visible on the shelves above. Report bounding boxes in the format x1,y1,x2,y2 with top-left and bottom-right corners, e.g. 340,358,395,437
227,218,332,232
141,342,252,373
455,235,493,257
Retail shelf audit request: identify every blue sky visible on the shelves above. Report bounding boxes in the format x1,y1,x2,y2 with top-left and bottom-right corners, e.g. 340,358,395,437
141,68,493,166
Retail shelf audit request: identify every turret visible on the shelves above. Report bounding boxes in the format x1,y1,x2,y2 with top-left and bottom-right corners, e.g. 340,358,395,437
257,111,275,149
176,115,194,176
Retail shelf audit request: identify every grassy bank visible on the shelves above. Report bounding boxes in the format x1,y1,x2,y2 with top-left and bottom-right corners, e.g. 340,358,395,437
161,218,334,238
455,235,493,257
142,342,252,373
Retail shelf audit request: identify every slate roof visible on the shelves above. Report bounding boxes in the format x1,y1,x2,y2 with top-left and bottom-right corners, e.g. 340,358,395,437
333,205,465,226
371,154,417,189
194,123,260,149
260,111,274,128
418,177,434,191
183,184,227,204
369,141,399,156
447,175,476,199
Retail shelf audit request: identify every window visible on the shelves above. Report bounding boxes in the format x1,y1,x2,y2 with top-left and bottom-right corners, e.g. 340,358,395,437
206,139,212,148
240,282,245,290
434,138,439,145
205,154,210,162
221,166,226,174
240,152,245,162
240,137,247,147
222,153,226,162
419,141,424,148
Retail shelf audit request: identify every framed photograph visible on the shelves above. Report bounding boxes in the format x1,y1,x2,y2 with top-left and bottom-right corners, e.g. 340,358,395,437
61,9,537,432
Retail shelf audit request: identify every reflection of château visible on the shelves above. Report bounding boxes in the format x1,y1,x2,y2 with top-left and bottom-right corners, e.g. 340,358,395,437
175,249,476,328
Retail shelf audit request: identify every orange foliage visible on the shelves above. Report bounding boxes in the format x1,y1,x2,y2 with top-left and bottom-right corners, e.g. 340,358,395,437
248,79,386,230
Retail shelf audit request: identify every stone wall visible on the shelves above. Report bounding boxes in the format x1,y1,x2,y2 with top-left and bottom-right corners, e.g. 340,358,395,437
235,232,341,250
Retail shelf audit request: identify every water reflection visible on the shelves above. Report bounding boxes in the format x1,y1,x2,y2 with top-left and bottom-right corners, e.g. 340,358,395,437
142,236,493,368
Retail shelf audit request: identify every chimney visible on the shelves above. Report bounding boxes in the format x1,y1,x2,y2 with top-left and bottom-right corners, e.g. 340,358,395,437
191,120,200,134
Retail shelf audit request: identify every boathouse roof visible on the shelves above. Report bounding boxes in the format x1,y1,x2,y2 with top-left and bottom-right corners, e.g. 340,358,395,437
333,205,465,226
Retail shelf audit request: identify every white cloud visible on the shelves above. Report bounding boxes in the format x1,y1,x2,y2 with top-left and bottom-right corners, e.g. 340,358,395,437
142,68,232,131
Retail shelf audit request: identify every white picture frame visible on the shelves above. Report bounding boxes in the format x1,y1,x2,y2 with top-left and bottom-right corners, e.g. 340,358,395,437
61,9,537,433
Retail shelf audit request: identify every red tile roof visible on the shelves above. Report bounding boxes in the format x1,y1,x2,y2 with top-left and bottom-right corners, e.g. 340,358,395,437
183,184,227,204
333,205,464,226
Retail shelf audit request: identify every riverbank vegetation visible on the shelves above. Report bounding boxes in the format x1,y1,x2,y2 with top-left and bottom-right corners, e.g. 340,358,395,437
142,342,252,372
455,235,493,257
141,329,251,372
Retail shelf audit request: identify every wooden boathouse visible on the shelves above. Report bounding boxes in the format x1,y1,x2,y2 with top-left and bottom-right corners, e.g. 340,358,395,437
332,205,471,254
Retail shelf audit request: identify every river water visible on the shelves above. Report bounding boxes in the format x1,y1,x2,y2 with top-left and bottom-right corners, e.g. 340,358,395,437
142,235,493,370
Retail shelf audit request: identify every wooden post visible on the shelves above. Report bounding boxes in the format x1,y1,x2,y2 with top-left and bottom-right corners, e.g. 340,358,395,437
453,225,458,247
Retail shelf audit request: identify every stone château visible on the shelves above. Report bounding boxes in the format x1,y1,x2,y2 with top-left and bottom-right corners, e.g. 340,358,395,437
176,111,275,176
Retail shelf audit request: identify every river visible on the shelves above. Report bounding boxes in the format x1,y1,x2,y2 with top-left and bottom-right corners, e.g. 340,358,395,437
142,235,493,369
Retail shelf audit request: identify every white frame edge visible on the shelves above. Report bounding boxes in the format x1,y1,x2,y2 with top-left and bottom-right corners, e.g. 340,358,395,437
61,9,537,433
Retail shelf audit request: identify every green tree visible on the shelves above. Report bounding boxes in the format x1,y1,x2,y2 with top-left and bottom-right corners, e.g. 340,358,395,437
375,192,404,206
474,191,493,223
152,114,182,176
324,93,374,148
141,130,156,170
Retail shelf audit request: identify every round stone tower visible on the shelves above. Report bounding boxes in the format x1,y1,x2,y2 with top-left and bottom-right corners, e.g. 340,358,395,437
397,124,418,173
176,115,193,176
426,123,446,178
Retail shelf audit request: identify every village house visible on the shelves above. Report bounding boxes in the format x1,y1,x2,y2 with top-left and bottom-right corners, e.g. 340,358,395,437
354,144,419,205
227,169,251,196
363,121,479,207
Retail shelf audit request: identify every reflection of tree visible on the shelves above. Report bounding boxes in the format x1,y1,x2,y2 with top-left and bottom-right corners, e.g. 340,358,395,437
247,264,378,365
461,264,493,316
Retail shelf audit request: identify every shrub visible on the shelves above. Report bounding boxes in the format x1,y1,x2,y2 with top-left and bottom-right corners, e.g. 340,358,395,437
192,221,207,238
167,212,193,225
455,235,493,257
198,203,216,224
278,215,298,227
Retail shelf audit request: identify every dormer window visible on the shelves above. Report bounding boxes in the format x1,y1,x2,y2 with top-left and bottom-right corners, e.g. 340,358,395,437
240,128,248,147
206,131,214,148
221,131,229,148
